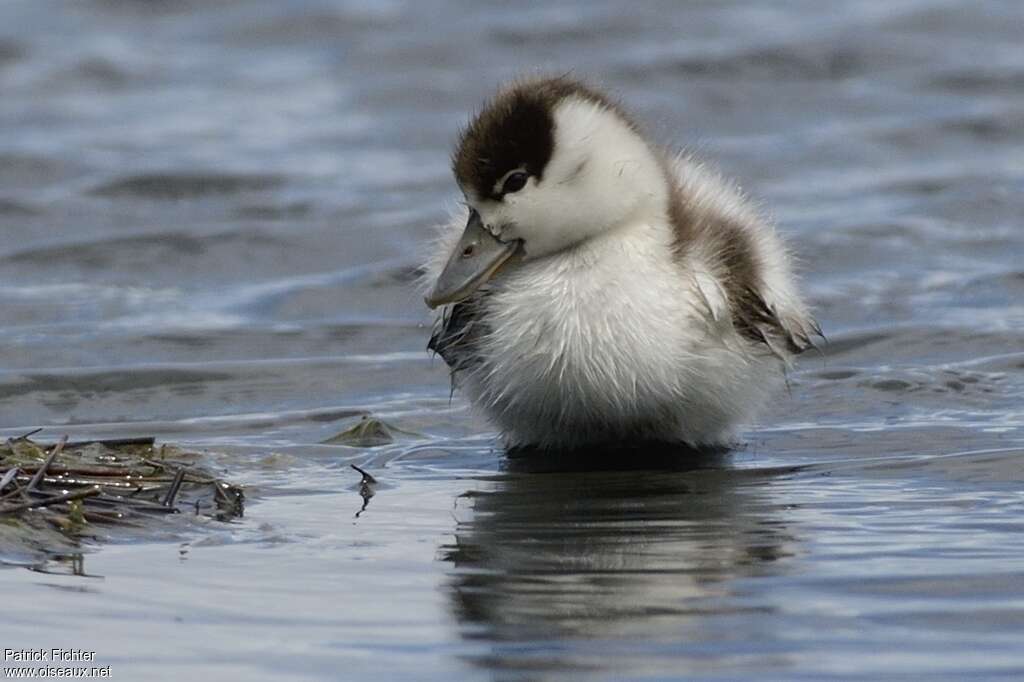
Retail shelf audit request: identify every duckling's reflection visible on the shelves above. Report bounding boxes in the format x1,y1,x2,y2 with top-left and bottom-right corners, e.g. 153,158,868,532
441,446,800,648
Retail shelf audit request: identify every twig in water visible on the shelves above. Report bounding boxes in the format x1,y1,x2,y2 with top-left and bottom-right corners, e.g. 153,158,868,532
62,436,156,449
0,486,101,515
0,467,20,493
212,481,243,517
13,428,43,442
162,469,187,508
351,464,378,519
140,457,200,474
0,481,26,503
16,463,139,478
350,464,378,485
27,435,68,491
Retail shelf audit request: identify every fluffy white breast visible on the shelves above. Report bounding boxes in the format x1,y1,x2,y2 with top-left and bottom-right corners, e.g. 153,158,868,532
426,206,785,449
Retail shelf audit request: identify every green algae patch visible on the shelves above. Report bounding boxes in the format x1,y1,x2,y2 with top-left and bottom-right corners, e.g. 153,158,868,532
0,433,244,569
323,415,425,447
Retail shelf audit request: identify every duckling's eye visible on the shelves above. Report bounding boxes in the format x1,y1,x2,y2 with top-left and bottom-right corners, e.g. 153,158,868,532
502,171,528,195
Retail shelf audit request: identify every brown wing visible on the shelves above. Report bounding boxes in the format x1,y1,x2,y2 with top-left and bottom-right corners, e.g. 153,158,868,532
732,285,822,358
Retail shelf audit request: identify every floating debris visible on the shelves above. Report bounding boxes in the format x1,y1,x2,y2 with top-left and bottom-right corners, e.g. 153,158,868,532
0,434,244,567
350,464,377,518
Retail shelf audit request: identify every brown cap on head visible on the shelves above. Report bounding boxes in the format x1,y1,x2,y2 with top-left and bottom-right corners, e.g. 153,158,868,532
452,76,629,201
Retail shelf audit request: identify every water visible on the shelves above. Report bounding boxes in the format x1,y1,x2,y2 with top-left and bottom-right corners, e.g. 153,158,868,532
1,0,1022,679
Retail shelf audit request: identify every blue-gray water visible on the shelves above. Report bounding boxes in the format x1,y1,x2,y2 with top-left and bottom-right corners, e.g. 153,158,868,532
1,1,1023,680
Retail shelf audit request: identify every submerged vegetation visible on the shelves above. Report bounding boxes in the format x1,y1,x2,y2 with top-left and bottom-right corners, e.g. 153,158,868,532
0,432,243,569
323,415,423,447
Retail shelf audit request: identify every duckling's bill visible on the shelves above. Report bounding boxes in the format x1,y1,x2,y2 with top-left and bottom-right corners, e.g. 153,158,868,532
425,210,521,308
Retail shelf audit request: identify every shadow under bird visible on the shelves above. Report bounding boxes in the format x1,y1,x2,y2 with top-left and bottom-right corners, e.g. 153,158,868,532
424,76,820,452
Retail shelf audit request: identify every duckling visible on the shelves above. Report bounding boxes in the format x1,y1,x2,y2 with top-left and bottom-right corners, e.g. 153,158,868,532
423,76,819,451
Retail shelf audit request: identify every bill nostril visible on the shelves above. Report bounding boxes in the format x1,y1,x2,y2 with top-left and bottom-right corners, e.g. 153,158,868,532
462,245,475,257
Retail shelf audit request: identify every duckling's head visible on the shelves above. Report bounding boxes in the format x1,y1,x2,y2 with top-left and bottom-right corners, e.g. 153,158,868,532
426,76,670,308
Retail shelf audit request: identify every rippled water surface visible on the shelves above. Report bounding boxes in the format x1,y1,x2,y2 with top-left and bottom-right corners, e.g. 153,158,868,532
1,1,1023,679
